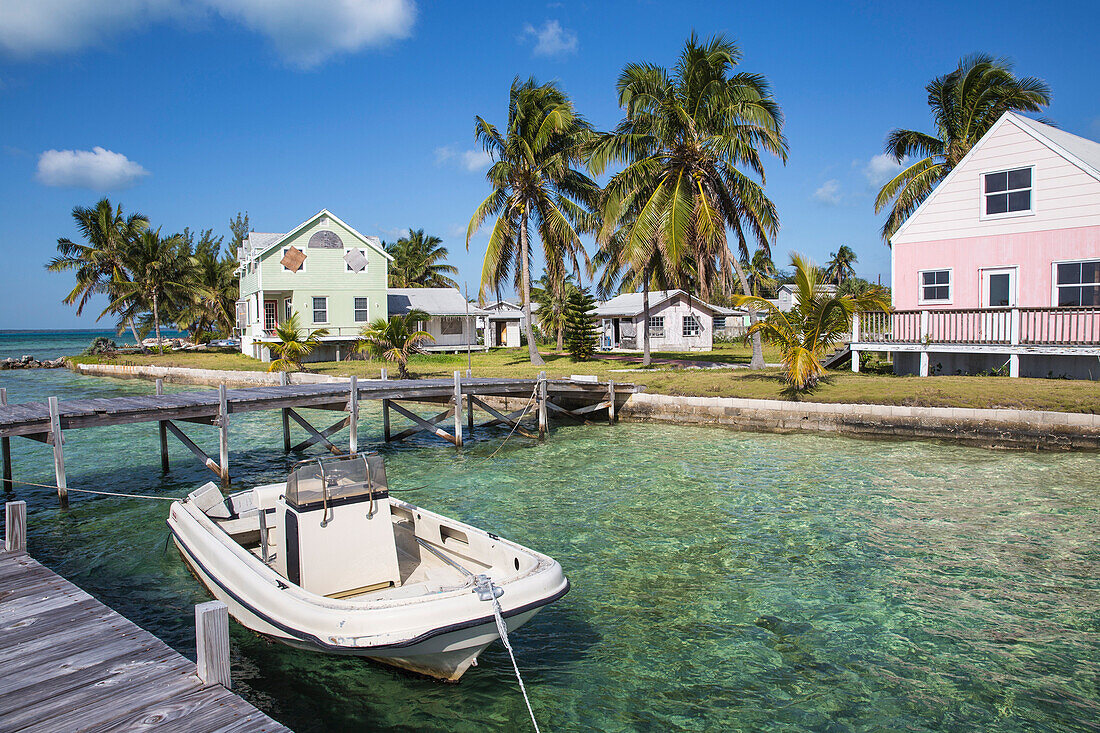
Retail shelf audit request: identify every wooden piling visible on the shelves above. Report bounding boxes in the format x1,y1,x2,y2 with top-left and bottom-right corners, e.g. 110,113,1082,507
380,367,388,381
382,399,391,441
195,601,232,689
453,371,464,448
467,393,475,433
348,376,359,456
538,371,548,439
156,379,169,472
4,500,25,552
47,397,67,508
608,379,616,424
217,385,229,487
279,371,291,452
1,388,11,492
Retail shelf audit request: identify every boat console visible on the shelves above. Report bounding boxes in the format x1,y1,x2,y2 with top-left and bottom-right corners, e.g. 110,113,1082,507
273,454,402,598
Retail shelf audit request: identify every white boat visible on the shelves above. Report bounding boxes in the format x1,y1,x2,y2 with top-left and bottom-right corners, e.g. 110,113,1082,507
167,453,569,681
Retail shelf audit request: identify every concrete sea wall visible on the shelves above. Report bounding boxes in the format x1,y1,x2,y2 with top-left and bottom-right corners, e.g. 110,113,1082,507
72,362,346,388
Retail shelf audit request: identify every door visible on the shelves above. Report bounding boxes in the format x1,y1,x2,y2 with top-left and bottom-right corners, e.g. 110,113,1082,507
264,300,277,334
494,321,507,346
980,268,1016,341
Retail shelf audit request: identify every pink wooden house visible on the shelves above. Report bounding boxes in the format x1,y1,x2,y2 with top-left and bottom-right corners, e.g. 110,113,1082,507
852,112,1100,378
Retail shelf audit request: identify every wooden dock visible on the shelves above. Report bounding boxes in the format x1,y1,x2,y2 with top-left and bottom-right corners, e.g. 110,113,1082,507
0,505,290,732
0,374,632,503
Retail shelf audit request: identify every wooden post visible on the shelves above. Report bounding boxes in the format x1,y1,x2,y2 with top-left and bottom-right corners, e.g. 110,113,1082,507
919,310,930,377
850,313,861,373
537,371,548,440
467,394,475,434
156,379,169,472
1009,307,1021,378
279,371,291,452
47,396,67,508
195,601,231,689
453,371,463,448
380,367,388,381
607,379,616,424
1,388,11,492
4,500,26,553
382,399,391,441
218,385,229,487
348,376,359,456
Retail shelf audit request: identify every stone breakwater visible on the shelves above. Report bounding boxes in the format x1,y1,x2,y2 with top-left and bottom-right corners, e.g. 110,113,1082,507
2,355,66,370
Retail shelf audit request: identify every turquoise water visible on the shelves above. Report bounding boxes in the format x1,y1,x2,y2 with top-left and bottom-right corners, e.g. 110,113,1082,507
2,335,1098,732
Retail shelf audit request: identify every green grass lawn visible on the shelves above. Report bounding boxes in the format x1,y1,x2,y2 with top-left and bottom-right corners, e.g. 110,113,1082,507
72,344,1100,414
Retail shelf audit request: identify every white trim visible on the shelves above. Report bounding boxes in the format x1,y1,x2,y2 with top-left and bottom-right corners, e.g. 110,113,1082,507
1051,257,1100,307
344,248,370,273
979,266,1019,308
353,296,370,323
917,267,953,305
1009,112,1100,183
281,247,305,273
256,209,393,261
311,296,329,325
978,164,1035,221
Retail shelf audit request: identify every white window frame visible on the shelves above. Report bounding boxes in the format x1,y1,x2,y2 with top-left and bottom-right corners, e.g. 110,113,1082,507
312,296,328,324
979,165,1035,221
284,299,293,323
440,316,464,336
353,297,370,323
345,248,369,273
1052,257,1100,307
682,314,702,337
917,268,953,305
647,315,665,338
281,247,305,272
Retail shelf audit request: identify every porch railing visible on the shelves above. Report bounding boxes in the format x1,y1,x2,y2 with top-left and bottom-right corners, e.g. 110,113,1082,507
854,307,1100,346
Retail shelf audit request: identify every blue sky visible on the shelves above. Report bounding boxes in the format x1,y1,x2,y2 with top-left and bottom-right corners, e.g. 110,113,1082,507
1,0,1097,329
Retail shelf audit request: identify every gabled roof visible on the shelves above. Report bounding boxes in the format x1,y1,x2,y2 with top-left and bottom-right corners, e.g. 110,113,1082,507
891,112,1100,243
389,288,489,316
246,209,392,261
590,290,730,317
778,283,837,293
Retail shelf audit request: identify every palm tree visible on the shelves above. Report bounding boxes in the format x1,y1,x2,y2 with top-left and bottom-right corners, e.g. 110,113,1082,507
385,229,459,288
110,229,191,348
589,33,788,369
46,198,150,351
268,313,330,372
467,77,599,366
735,254,890,391
356,309,434,379
825,245,857,285
531,271,578,351
875,54,1052,242
744,249,778,297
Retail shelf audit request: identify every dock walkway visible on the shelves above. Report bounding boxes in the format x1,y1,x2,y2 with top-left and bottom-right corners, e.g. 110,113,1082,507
0,549,291,732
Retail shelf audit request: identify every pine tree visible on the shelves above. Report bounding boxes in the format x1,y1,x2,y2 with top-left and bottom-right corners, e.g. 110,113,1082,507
563,287,599,361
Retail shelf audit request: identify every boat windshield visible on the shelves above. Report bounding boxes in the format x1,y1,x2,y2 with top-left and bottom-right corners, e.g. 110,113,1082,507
285,454,387,511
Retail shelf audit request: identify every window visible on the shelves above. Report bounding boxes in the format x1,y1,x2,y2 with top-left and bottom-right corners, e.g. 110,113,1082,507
282,247,305,272
264,301,277,332
683,314,702,337
1056,260,1100,306
284,299,293,322
345,248,368,273
713,316,726,330
440,317,463,335
983,167,1032,217
312,296,328,323
919,269,951,303
354,297,369,322
648,316,665,338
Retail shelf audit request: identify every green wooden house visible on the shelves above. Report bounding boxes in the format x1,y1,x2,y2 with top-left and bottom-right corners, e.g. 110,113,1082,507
235,210,391,362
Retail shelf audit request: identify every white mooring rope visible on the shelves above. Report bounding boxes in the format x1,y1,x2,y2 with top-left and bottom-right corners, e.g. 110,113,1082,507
489,585,541,732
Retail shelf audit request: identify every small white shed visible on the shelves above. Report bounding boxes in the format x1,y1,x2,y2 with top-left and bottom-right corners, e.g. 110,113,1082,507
590,290,729,352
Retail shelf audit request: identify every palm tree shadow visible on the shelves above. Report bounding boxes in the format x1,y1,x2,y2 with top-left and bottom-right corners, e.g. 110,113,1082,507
778,375,833,400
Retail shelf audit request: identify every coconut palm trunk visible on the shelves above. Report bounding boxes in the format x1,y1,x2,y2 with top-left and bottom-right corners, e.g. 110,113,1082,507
732,256,765,369
519,217,544,366
641,279,651,367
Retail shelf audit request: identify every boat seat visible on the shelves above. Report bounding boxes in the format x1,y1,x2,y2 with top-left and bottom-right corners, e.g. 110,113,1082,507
190,482,231,519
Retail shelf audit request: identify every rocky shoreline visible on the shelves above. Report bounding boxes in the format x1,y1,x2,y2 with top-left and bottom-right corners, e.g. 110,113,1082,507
2,354,67,370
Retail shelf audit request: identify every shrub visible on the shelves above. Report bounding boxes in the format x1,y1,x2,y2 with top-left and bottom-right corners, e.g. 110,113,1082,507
83,336,118,356
563,287,599,361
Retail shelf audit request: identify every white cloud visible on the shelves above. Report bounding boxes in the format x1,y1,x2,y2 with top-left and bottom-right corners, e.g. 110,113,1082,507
0,0,415,68
36,147,150,191
521,20,577,57
812,179,842,205
435,145,491,172
863,153,904,187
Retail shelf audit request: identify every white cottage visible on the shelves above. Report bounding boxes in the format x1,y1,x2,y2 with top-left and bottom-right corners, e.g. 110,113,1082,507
387,288,489,352
591,290,728,352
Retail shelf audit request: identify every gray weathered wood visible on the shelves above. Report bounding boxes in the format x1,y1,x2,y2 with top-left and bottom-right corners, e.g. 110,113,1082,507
453,371,463,449
156,379,169,472
217,385,229,487
608,379,616,424
382,399,391,441
386,403,457,444
279,372,291,452
163,421,225,481
195,601,231,689
47,396,68,508
467,393,475,433
1,388,11,492
380,367,387,380
285,409,346,455
469,396,538,439
348,375,359,456
538,372,548,440
4,500,25,553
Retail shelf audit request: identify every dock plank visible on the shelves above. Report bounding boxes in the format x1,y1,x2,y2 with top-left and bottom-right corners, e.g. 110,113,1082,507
0,552,291,733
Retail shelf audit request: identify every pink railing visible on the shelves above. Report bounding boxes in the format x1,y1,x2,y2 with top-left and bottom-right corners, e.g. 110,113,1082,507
856,307,1100,346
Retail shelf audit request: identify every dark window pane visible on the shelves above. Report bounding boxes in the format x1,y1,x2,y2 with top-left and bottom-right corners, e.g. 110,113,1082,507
986,193,1008,215
1008,190,1031,211
933,286,949,300
1058,287,1082,307
1081,262,1100,284
985,172,1008,193
922,271,934,285
935,270,950,284
988,274,1010,307
1007,168,1031,189
1057,263,1080,285
1084,285,1100,307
